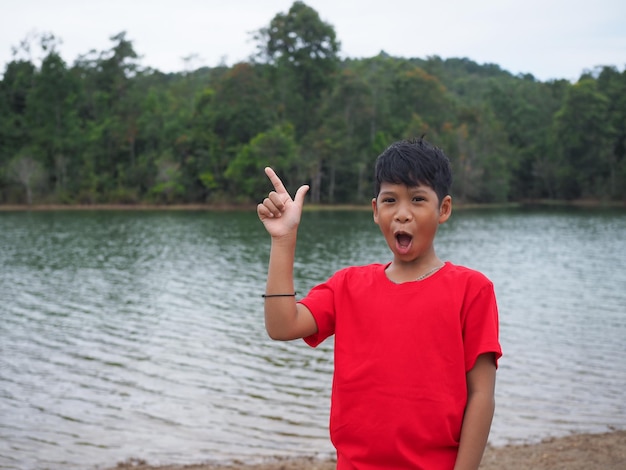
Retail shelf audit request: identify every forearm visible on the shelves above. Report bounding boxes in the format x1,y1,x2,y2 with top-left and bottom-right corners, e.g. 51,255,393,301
266,234,297,295
454,391,495,470
264,234,299,340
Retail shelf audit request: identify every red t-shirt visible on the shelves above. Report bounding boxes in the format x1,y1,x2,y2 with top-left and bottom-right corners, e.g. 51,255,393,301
299,262,502,469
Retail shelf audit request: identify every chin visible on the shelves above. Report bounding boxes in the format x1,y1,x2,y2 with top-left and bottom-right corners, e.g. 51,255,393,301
393,254,420,264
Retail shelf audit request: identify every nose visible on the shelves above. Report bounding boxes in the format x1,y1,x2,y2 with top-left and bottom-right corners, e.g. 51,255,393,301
394,202,412,222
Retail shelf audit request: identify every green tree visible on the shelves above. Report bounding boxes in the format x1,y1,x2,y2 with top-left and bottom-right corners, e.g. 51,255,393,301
210,63,275,150
73,31,143,199
439,106,511,203
7,153,45,204
187,63,275,201
255,1,340,137
351,54,398,146
311,68,374,203
391,65,452,134
485,76,568,199
596,66,626,198
225,124,298,200
0,60,36,168
2,13,623,206
553,78,613,199
189,88,222,201
27,47,82,199
148,151,185,203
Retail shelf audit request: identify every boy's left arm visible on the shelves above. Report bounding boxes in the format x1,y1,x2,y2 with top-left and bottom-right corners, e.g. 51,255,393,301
454,353,497,470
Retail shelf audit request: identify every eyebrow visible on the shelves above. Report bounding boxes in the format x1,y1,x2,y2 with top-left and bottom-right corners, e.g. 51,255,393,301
379,186,430,196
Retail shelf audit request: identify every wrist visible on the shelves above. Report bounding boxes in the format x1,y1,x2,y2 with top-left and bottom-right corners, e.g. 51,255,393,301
271,232,298,247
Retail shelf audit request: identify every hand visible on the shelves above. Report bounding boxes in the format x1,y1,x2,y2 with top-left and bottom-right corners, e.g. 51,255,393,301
257,167,309,239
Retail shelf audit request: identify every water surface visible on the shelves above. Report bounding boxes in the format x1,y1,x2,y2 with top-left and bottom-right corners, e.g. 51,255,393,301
1,208,625,469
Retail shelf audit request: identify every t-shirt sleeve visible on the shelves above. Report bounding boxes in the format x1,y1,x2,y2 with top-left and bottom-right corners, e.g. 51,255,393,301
298,274,339,348
463,280,503,371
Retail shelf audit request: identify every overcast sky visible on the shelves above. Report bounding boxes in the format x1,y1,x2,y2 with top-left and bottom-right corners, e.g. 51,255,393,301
1,0,625,82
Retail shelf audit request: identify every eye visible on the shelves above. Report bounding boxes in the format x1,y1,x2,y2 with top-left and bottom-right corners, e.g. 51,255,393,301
382,197,395,203
412,196,425,202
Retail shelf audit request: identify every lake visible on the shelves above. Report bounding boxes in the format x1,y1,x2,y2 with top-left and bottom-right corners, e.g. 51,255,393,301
1,207,625,469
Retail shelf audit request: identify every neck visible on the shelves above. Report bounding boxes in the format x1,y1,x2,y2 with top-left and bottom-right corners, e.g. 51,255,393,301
386,256,444,284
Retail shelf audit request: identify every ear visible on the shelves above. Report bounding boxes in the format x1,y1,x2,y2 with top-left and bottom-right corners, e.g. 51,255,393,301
372,197,380,224
438,195,452,224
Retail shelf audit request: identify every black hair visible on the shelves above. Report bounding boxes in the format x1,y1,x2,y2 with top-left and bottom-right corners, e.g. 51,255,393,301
374,137,452,204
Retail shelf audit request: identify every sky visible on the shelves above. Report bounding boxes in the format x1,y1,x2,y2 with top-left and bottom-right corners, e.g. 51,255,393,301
1,0,625,82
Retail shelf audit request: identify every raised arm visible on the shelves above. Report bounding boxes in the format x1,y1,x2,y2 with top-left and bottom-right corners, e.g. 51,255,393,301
257,167,317,341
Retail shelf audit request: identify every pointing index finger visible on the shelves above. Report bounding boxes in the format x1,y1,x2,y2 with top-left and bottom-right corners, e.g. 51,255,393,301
264,167,288,195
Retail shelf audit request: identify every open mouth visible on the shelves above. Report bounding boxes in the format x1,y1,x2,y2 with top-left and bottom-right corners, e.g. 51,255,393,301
395,232,413,253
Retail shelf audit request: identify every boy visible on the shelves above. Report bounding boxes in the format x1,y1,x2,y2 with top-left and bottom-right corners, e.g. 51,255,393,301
257,138,502,469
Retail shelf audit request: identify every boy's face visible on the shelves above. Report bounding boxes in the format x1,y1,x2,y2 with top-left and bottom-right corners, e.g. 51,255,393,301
372,182,451,263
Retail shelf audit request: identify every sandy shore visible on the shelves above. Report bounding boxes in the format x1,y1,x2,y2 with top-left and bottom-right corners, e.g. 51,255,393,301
111,430,626,470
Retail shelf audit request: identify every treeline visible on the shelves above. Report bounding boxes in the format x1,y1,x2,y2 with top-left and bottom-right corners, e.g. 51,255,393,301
1,1,625,205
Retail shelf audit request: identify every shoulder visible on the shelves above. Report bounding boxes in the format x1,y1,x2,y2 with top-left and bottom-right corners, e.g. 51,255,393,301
301,263,386,307
325,263,386,286
441,262,493,289
333,263,386,277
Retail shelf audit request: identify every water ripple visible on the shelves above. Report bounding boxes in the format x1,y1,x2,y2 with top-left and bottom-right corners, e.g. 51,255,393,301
1,209,625,468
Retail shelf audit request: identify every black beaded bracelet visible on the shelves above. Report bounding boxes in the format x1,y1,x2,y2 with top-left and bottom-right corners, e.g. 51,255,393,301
262,292,297,298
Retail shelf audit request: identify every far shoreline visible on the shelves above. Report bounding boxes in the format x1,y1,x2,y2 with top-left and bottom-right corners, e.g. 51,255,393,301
1,199,624,212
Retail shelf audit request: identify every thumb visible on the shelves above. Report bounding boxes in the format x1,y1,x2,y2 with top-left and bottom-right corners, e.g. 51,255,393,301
293,184,310,208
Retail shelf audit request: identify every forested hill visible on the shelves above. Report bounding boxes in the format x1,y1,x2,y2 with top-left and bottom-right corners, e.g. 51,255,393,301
1,1,625,206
